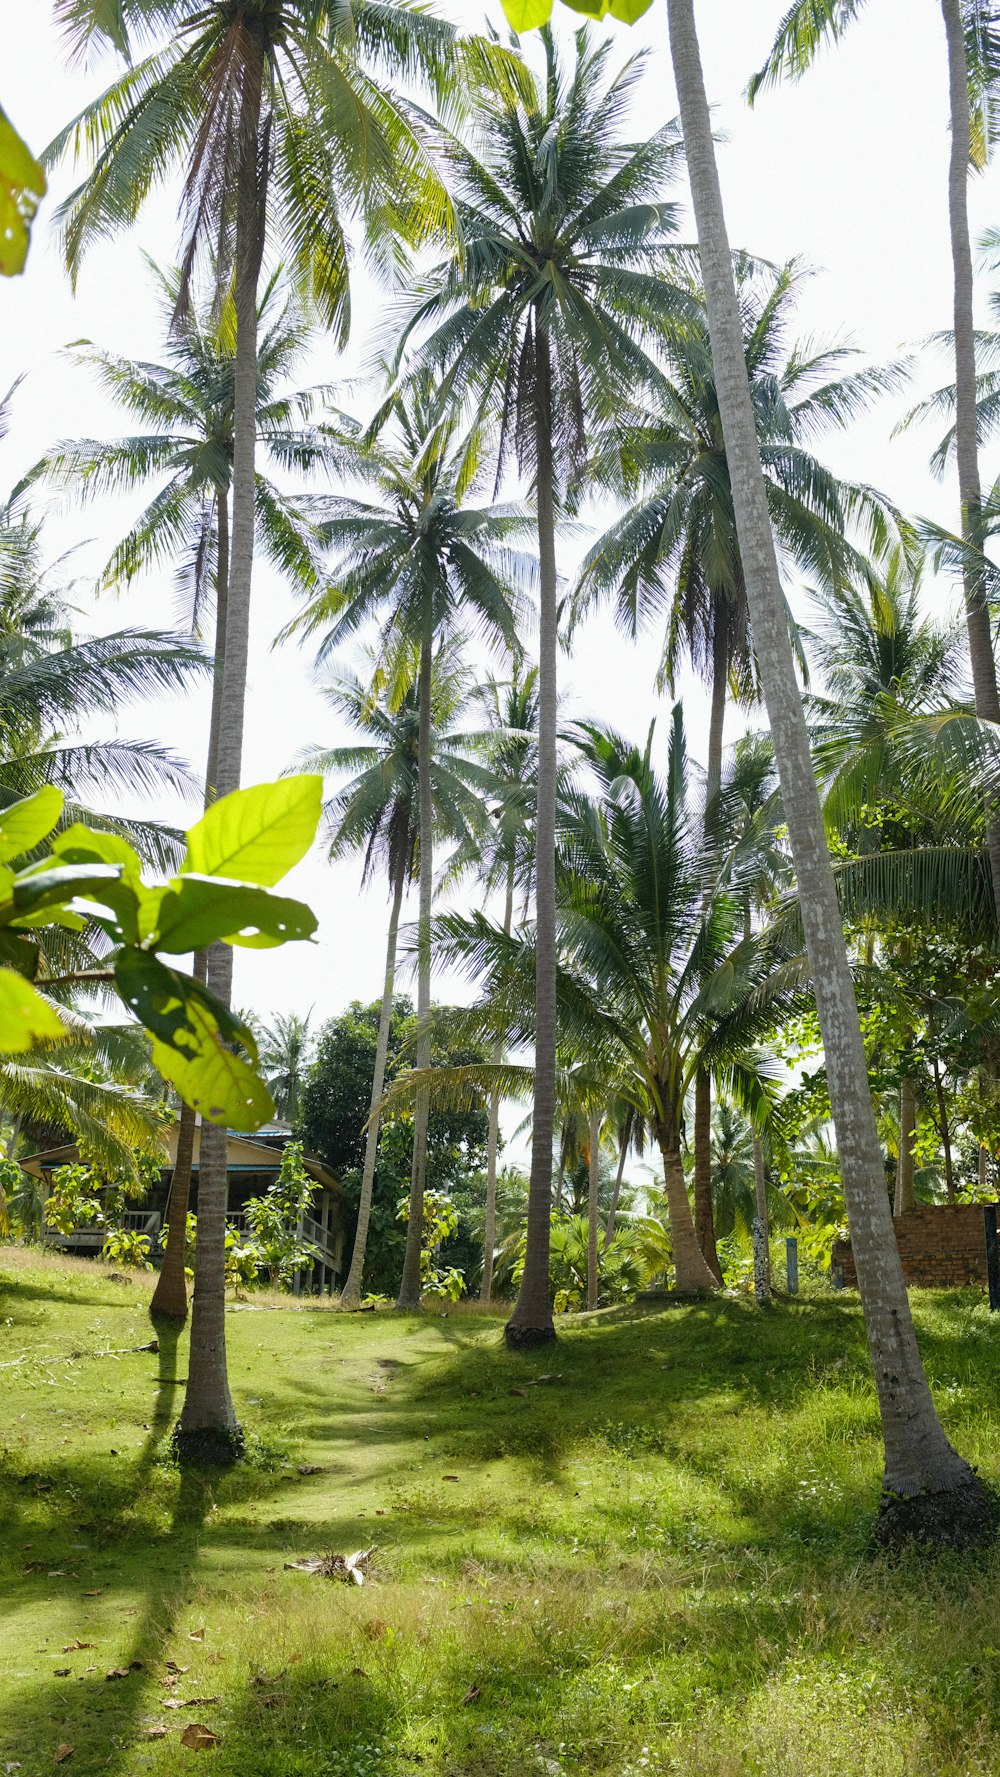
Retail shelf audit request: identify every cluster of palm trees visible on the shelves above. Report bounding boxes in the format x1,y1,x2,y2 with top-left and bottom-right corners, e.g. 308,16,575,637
6,0,999,1539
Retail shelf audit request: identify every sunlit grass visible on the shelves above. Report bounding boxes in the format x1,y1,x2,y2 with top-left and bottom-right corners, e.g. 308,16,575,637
2,1246,1000,1775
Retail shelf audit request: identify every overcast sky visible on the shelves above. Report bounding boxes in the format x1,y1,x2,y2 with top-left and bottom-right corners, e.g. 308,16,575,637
3,0,999,1049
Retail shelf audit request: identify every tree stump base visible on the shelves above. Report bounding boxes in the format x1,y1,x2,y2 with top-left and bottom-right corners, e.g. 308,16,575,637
503,1321,557,1350
876,1477,997,1551
171,1422,246,1469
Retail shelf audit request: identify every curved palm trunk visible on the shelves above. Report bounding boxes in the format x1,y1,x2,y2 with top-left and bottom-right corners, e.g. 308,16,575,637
396,631,434,1311
340,858,406,1309
506,323,558,1349
587,1110,601,1311
667,0,992,1544
605,1113,630,1244
980,1143,990,1192
752,1133,771,1300
661,1144,718,1291
152,491,230,1324
480,865,515,1304
693,1068,724,1283
895,1076,916,1217
175,60,265,1465
941,0,1000,929
932,1056,956,1201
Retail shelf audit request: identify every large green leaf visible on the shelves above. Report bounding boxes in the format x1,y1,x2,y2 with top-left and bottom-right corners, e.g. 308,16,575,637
151,1016,275,1128
52,823,142,884
607,0,654,20
6,861,124,921
181,776,322,887
0,967,65,1051
0,787,63,863
140,876,318,954
0,105,47,278
113,950,257,1061
499,0,554,25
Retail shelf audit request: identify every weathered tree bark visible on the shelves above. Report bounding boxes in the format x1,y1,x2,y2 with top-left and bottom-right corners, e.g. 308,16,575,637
340,858,406,1309
396,628,434,1311
152,489,230,1324
752,1132,771,1301
506,321,558,1349
587,1110,601,1311
667,0,993,1545
661,1146,718,1291
480,866,515,1304
175,54,265,1465
895,1076,916,1218
693,1069,724,1283
941,0,1000,929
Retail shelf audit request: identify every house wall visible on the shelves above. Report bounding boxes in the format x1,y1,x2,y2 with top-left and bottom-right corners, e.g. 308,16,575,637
832,1205,996,1290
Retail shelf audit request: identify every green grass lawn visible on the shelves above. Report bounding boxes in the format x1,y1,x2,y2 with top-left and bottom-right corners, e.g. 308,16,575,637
3,1250,1000,1776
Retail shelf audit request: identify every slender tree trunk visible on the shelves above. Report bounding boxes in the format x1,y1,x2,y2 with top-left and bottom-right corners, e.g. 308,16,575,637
941,0,1000,928
480,864,515,1304
587,1110,600,1312
152,491,230,1324
932,1056,956,1201
506,322,559,1348
340,859,406,1309
895,1076,916,1218
661,1144,718,1291
693,1069,724,1283
175,55,265,1464
553,1145,567,1211
396,629,434,1311
667,0,992,1544
605,1113,630,1244
752,1133,771,1300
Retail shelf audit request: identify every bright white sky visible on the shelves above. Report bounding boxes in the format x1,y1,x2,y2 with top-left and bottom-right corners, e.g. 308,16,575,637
2,0,998,1053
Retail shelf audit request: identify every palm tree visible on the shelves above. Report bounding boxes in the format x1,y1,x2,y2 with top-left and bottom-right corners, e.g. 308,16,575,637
301,648,492,1308
749,0,1000,933
50,0,466,1463
287,389,529,1309
666,0,992,1545
254,1012,313,1123
406,25,688,1346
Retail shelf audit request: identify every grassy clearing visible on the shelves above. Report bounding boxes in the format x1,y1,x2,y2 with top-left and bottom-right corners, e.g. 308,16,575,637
3,1250,1000,1776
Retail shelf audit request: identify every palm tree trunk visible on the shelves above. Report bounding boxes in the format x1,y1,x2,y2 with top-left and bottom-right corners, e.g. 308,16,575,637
553,1143,567,1211
175,57,265,1465
587,1110,600,1311
941,0,1000,929
932,1055,956,1201
693,1069,724,1283
895,1076,916,1217
667,0,991,1544
396,628,434,1311
480,864,515,1304
340,857,406,1310
661,1144,718,1291
506,321,559,1349
752,1133,771,1300
152,489,230,1325
605,1112,630,1244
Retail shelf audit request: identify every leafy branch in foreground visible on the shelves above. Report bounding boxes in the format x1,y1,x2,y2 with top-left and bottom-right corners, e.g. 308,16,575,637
0,775,322,1128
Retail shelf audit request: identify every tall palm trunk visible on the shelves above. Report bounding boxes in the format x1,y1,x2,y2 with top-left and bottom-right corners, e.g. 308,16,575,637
396,629,434,1310
661,1144,717,1290
667,0,992,1543
340,856,406,1309
605,1111,631,1244
481,862,515,1303
941,0,1000,928
175,58,265,1463
693,1068,723,1283
506,321,559,1348
752,1133,771,1299
895,1076,916,1217
932,1056,956,1200
587,1110,601,1311
152,489,230,1324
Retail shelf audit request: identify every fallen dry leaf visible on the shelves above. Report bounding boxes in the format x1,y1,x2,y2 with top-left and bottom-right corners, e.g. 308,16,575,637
179,1724,220,1751
187,1628,206,1642
284,1547,374,1586
163,1698,220,1711
53,1669,70,1678
142,1728,168,1741
362,1619,389,1641
462,1685,482,1706
297,1464,323,1475
53,1748,74,1764
441,1475,460,1482
62,1642,95,1653
164,1662,190,1675
105,1668,131,1681
350,1667,369,1678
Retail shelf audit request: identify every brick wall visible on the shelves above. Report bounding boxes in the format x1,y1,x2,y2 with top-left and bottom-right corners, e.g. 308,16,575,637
832,1205,996,1290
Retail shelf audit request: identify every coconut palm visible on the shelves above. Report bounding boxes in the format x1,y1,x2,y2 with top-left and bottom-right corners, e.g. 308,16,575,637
49,0,468,1463
749,0,1000,932
287,389,530,1308
301,646,496,1307
666,0,992,1544
253,1012,313,1124
404,24,688,1345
